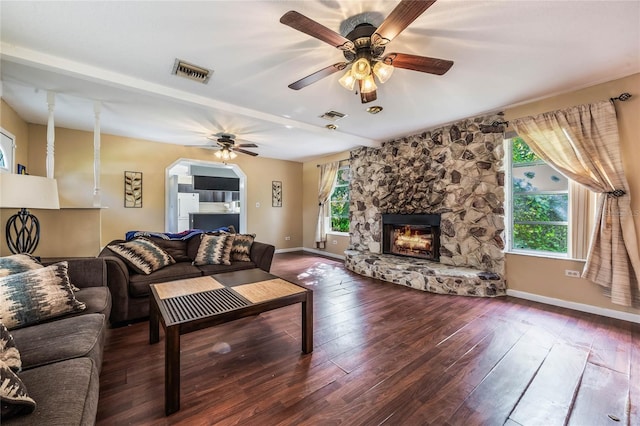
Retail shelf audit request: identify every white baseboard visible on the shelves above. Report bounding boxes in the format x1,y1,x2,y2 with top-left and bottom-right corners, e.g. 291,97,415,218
273,246,345,260
274,247,304,254
302,247,345,260
507,289,640,324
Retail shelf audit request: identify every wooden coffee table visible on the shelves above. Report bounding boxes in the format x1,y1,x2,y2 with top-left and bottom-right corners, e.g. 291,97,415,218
149,268,313,415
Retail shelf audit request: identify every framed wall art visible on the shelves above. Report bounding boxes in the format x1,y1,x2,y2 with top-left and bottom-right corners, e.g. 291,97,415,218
124,171,143,208
272,181,282,207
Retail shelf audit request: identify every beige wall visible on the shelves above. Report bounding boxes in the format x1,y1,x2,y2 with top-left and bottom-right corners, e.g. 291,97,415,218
302,151,350,258
504,72,640,316
0,120,302,257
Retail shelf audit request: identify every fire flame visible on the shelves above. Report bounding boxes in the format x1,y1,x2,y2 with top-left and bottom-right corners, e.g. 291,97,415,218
393,226,431,251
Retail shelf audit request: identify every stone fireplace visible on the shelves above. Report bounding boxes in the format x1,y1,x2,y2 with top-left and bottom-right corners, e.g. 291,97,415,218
344,112,507,297
382,214,440,261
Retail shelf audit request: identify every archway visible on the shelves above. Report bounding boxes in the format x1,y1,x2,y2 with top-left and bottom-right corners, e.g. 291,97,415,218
165,158,247,233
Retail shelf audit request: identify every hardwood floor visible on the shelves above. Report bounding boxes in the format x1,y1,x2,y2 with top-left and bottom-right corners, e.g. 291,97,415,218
96,252,640,425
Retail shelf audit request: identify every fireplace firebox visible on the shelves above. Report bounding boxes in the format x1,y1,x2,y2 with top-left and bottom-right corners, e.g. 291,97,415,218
382,214,441,261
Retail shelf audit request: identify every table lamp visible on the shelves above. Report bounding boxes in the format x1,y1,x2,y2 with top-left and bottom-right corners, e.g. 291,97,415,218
0,173,60,254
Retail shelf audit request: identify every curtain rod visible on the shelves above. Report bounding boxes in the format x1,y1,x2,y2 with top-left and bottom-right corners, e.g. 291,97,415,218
610,92,632,102
316,159,349,168
489,92,633,128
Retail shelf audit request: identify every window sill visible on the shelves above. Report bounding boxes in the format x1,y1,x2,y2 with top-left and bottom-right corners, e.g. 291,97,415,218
327,231,349,237
506,249,586,262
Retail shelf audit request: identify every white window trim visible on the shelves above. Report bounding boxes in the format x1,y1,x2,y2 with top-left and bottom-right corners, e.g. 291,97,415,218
327,230,349,237
328,164,350,234
504,137,570,259
0,128,16,174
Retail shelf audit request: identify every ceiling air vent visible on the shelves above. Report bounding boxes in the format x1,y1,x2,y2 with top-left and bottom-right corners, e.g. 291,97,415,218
172,59,212,84
319,110,347,122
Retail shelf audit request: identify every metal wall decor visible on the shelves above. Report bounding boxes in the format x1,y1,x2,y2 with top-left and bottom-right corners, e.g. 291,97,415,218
124,171,142,208
272,181,282,207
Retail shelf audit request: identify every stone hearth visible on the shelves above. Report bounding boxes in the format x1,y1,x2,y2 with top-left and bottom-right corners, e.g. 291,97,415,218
345,112,507,297
345,251,506,297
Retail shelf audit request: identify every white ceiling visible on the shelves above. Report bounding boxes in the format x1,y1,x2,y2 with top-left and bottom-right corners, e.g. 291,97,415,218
1,1,639,163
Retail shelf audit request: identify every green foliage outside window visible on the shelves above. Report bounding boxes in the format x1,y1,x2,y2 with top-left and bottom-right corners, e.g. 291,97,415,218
330,167,350,232
511,139,568,254
513,224,568,252
512,137,541,164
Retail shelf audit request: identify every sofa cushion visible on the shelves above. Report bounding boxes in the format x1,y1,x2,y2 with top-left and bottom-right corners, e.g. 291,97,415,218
72,287,112,323
0,322,21,372
0,254,42,278
0,262,86,330
128,263,203,297
107,238,176,275
187,232,224,260
231,234,255,262
193,233,235,266
8,358,98,426
0,359,36,420
10,314,105,373
196,261,257,276
148,237,191,262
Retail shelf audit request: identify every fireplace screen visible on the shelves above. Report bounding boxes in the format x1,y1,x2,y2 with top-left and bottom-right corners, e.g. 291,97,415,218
391,226,434,258
382,214,440,261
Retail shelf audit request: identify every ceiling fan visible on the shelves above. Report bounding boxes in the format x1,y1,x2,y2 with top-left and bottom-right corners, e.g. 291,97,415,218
280,0,453,103
191,133,259,161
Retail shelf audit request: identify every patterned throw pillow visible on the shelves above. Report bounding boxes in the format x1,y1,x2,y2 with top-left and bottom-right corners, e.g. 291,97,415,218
0,254,43,278
0,322,21,372
0,262,86,330
0,359,36,419
107,238,176,275
231,234,255,262
193,233,235,266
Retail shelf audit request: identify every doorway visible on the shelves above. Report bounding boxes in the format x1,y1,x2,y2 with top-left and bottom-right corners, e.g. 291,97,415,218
165,158,247,233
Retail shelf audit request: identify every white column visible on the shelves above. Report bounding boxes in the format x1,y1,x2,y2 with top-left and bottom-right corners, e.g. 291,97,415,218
46,92,55,179
93,101,102,207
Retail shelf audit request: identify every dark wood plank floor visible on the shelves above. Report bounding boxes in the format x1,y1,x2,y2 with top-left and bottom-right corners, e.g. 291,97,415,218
96,252,640,425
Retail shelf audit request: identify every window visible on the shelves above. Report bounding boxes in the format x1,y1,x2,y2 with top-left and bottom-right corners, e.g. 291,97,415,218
507,137,569,255
329,165,350,233
0,129,15,173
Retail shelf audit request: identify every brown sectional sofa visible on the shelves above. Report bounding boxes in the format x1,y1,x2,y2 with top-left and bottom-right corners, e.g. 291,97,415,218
98,234,275,325
5,258,111,426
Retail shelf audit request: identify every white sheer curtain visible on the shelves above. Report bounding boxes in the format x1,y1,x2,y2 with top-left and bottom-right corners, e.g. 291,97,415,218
513,100,640,307
315,162,339,249
569,180,597,260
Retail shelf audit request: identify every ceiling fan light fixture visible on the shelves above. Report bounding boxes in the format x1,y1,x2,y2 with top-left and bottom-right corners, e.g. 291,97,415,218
360,74,377,94
338,69,356,91
373,61,394,83
214,148,237,162
351,58,371,80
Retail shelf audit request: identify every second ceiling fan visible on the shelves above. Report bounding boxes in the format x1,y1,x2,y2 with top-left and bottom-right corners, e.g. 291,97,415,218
280,0,453,103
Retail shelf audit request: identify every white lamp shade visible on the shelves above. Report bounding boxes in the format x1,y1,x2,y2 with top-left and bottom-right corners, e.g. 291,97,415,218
0,173,60,209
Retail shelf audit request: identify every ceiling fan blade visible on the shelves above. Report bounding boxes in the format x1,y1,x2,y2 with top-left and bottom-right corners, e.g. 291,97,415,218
288,62,348,90
235,148,258,157
384,53,453,75
373,0,437,47
280,11,355,52
237,143,258,148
